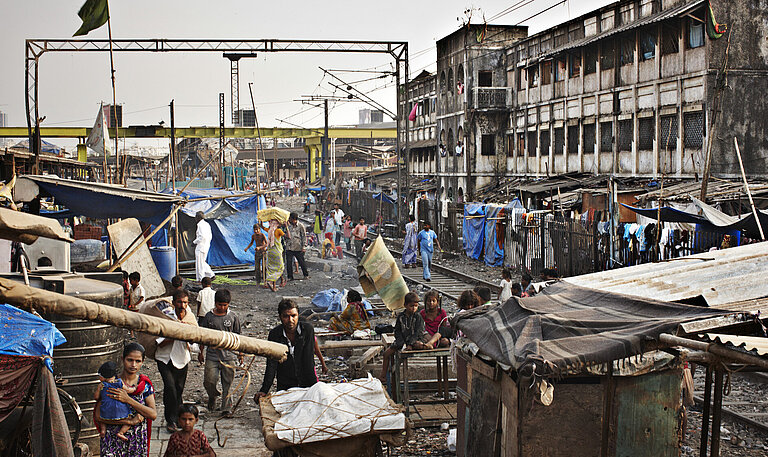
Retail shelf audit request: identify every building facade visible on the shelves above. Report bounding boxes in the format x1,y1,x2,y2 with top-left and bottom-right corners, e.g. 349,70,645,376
507,0,768,180
434,24,527,203
402,70,438,179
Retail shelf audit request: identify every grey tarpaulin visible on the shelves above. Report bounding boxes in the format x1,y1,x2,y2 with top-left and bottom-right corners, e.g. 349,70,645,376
454,282,726,375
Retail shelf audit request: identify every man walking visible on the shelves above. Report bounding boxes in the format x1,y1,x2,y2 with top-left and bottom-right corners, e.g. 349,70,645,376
198,289,242,413
285,212,310,280
352,217,368,259
155,289,196,432
193,211,215,281
332,203,345,246
417,221,441,282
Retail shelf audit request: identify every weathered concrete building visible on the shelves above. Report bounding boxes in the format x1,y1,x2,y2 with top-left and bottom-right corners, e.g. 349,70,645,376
403,70,438,179
434,24,527,203
507,0,768,179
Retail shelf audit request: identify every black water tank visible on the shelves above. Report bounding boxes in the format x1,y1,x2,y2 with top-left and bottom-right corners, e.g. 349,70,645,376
25,271,124,455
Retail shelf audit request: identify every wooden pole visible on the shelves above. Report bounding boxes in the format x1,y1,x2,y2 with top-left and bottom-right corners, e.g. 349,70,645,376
106,1,120,183
107,204,183,272
247,83,263,193
0,278,287,361
733,137,765,240
178,140,232,194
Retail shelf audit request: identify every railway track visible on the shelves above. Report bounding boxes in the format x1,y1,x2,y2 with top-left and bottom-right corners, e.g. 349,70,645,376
297,215,498,302
694,372,768,435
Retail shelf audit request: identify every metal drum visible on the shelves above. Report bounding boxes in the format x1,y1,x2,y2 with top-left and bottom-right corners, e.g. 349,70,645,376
30,271,125,455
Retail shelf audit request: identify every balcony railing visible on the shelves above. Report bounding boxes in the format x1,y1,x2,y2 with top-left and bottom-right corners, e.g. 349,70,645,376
472,87,509,110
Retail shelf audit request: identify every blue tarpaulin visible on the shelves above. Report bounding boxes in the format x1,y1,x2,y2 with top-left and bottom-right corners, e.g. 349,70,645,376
463,203,485,260
484,206,504,267
307,186,326,192
25,175,181,225
310,289,373,314
372,192,396,205
176,189,268,266
0,304,66,370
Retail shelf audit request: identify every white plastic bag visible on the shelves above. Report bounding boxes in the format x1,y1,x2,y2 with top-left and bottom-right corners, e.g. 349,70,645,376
447,428,457,452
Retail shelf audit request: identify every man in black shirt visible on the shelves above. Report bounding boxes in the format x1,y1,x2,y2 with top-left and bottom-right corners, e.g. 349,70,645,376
255,299,326,399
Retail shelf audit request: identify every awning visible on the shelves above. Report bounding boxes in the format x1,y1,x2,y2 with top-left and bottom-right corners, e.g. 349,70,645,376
703,334,768,357
406,139,437,150
371,192,395,205
621,203,768,239
20,175,182,224
0,207,73,244
534,0,704,60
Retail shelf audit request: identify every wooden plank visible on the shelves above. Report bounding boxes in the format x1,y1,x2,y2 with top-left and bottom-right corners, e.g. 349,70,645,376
107,218,165,298
350,346,382,369
318,340,384,350
500,375,518,457
466,367,501,456
469,355,498,381
382,334,395,345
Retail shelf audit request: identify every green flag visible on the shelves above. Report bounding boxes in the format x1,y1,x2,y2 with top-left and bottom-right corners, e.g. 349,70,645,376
73,0,110,37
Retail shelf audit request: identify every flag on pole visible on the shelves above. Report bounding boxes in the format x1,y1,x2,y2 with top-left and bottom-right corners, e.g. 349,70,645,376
706,2,727,39
408,103,418,122
73,0,110,37
86,103,112,155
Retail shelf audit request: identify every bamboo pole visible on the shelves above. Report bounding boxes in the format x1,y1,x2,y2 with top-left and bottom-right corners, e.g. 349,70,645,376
0,278,287,362
734,137,765,240
107,204,183,272
659,333,768,369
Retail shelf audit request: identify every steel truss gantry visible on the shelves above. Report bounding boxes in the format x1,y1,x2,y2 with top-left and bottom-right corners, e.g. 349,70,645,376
24,38,410,218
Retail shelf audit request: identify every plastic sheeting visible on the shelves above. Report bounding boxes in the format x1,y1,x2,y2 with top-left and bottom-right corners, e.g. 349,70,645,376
371,192,395,205
622,202,768,239
271,376,406,444
0,304,66,363
310,289,374,314
177,190,268,266
463,203,485,260
484,206,504,267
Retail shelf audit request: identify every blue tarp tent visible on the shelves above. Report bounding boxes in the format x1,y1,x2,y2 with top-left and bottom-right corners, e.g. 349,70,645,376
0,304,66,371
463,203,485,260
25,175,181,225
175,189,267,266
484,206,504,266
372,192,396,205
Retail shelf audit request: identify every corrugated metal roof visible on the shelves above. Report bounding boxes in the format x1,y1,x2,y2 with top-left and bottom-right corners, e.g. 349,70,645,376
535,0,704,60
565,241,768,308
703,333,768,356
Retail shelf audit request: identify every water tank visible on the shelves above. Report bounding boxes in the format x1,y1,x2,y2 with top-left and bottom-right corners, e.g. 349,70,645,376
150,246,176,281
21,271,125,454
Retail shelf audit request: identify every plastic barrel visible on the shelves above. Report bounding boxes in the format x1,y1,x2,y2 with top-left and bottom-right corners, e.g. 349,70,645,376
150,246,176,282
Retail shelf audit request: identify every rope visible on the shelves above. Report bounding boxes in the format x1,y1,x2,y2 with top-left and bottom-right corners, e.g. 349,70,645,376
213,356,256,447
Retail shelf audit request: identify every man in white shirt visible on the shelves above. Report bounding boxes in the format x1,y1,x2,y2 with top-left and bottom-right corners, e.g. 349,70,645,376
155,289,196,432
332,203,345,246
193,211,215,281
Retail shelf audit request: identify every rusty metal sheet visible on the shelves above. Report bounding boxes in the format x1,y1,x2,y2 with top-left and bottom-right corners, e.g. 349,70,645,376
613,369,682,456
703,333,768,356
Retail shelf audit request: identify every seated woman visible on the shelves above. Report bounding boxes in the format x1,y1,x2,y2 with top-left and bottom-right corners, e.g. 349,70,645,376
328,290,370,334
320,233,337,259
420,290,450,348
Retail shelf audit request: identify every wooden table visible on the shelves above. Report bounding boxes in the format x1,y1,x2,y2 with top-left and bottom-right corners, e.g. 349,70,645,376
393,347,452,417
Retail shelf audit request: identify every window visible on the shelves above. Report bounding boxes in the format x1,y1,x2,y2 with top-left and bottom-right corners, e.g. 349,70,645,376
639,117,654,150
517,68,527,89
479,71,493,87
554,127,565,154
555,58,567,81
540,130,550,156
542,60,553,85
567,125,579,154
639,29,656,61
618,119,633,151
481,134,496,156
584,46,597,74
447,69,454,96
440,71,446,94
600,121,613,152
662,22,680,55
517,133,525,157
583,123,596,152
528,66,539,88
684,112,704,148
601,41,615,70
688,18,704,48
620,35,635,66
527,131,537,156
660,115,678,150
569,52,581,78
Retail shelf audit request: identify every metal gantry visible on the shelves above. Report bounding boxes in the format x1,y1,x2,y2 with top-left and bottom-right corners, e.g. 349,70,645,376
24,37,409,220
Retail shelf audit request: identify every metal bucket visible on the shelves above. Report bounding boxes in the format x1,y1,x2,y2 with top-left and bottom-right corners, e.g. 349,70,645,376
29,272,125,455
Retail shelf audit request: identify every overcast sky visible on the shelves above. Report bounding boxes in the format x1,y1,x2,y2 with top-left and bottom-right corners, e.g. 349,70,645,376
0,0,613,142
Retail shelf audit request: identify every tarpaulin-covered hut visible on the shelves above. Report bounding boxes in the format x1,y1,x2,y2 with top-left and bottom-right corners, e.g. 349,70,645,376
451,282,734,457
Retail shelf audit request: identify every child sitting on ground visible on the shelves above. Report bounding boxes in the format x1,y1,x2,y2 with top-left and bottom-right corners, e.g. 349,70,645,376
328,289,371,334
420,290,450,348
379,292,429,381
163,404,216,457
95,361,136,441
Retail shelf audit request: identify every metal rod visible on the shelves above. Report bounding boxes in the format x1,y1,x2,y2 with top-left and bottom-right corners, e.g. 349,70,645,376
710,368,724,457
700,365,712,457
107,4,120,183
734,137,765,240
247,82,263,194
